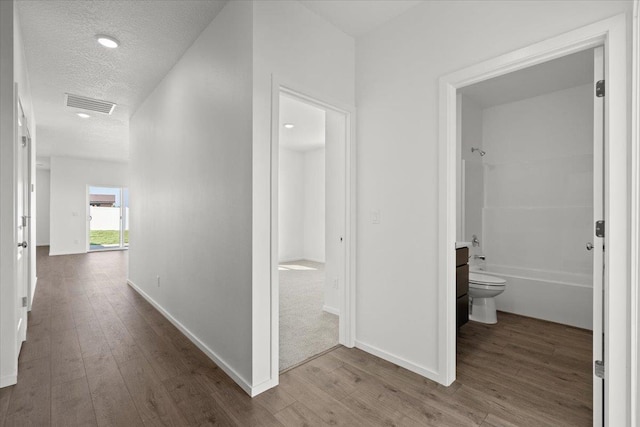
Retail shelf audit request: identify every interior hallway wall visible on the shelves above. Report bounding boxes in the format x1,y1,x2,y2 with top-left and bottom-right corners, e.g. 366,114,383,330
36,168,50,246
49,156,128,256
129,1,254,392
484,84,594,329
355,0,632,382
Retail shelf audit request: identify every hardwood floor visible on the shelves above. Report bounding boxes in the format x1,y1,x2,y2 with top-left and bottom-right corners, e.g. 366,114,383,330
0,247,592,426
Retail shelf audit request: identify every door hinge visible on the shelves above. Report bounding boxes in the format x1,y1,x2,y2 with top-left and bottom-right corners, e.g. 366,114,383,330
21,136,27,147
595,220,605,238
595,360,605,379
22,297,27,308
596,80,605,97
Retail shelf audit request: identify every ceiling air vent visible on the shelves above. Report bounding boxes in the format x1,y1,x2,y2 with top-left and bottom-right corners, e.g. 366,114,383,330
65,93,116,115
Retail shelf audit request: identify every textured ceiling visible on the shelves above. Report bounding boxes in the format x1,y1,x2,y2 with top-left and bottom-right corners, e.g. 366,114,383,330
18,0,227,163
461,48,595,108
299,0,422,37
279,95,326,152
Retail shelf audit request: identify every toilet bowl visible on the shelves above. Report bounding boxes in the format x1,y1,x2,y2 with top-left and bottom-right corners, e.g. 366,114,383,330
468,272,506,324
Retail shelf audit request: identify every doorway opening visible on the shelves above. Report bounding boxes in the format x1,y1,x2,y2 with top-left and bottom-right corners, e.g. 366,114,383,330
278,93,337,371
273,86,355,374
439,14,628,425
88,186,129,251
455,47,599,425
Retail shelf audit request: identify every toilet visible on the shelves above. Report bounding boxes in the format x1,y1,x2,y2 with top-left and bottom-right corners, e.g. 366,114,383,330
468,272,507,324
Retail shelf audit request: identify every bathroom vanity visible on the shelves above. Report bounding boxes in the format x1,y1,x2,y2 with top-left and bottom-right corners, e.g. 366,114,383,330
456,246,469,328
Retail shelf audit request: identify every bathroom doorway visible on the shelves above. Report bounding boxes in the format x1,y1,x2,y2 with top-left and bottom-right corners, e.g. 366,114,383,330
454,46,601,424
440,17,629,424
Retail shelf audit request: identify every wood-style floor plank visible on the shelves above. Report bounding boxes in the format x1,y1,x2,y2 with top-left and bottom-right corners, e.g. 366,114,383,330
0,388,11,427
51,377,97,426
0,247,592,427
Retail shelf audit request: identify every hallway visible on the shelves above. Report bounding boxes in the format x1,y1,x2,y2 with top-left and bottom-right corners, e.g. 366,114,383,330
0,249,592,426
1,248,270,425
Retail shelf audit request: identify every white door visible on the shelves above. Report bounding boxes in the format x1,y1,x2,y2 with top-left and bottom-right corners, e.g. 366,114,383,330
16,100,29,350
591,45,605,426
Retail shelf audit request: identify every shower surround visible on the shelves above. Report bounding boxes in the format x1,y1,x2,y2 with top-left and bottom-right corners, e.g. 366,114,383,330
462,83,594,329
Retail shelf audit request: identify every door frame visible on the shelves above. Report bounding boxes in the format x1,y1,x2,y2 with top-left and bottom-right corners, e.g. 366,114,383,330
631,0,640,424
269,78,357,384
438,13,628,425
16,95,28,348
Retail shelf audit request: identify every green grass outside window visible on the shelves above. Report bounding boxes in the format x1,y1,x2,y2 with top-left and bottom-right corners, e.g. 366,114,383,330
90,230,129,246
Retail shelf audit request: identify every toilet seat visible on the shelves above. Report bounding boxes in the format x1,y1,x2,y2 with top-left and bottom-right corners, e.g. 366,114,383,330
469,272,506,286
469,282,505,291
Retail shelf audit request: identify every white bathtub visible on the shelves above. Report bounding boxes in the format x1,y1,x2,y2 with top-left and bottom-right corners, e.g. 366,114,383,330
472,263,592,330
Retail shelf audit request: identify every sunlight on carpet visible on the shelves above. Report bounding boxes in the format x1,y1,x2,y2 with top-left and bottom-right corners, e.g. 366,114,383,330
279,260,338,371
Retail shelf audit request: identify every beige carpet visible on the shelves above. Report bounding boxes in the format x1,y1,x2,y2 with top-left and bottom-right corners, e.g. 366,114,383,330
279,260,338,371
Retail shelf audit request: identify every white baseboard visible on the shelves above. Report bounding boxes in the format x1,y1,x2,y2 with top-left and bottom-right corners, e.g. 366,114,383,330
322,305,340,316
48,250,83,256
126,279,254,396
278,258,325,264
355,340,441,384
250,377,278,397
278,257,302,264
0,374,17,388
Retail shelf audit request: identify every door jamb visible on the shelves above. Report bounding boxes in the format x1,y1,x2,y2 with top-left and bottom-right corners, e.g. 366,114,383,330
438,13,628,425
630,1,639,424
269,77,357,385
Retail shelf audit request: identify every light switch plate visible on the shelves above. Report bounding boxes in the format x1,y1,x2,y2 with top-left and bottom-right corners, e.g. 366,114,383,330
372,209,380,224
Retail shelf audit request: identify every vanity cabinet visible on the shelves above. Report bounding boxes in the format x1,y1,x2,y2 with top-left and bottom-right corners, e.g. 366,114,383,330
456,247,469,328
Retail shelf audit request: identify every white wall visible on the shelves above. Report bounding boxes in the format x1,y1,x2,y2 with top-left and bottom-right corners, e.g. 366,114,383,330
36,168,50,246
49,157,128,255
304,148,326,262
129,1,254,393
482,84,594,329
278,147,325,263
278,148,305,261
355,0,632,382
252,0,355,390
1,1,37,388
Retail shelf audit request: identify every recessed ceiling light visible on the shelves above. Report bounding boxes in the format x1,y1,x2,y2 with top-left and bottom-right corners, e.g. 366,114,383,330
283,123,295,129
77,112,91,119
96,35,119,49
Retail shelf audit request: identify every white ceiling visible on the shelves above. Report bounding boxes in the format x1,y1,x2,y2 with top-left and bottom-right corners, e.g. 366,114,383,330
279,95,325,152
17,0,227,164
299,0,422,37
19,0,423,165
460,48,595,108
